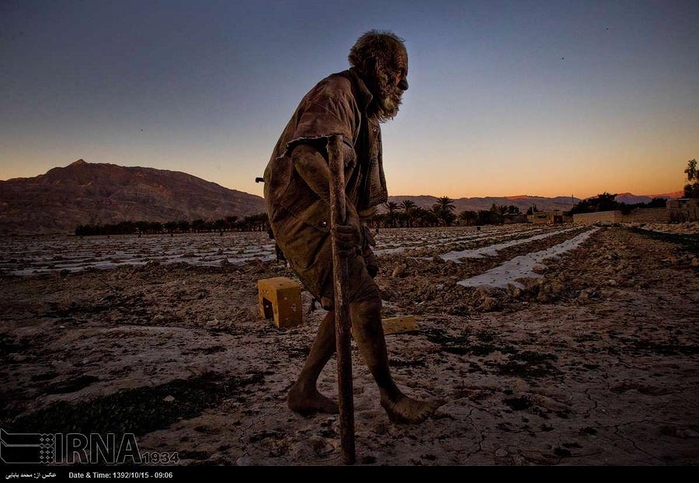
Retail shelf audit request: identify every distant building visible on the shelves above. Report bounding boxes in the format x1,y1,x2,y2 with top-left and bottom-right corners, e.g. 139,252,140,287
548,210,571,224
503,213,529,224
667,198,699,222
529,212,549,224
527,211,570,224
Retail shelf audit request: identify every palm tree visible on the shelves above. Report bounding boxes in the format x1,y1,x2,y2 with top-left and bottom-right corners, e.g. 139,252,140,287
685,159,698,198
400,199,416,211
685,159,697,183
432,196,456,226
384,201,399,227
416,207,438,227
384,201,399,212
177,220,190,233
400,199,417,227
458,210,478,226
433,196,456,213
489,203,508,225
225,215,238,230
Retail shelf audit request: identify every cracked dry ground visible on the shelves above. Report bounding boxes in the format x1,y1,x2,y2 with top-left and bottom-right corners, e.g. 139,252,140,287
1,225,698,466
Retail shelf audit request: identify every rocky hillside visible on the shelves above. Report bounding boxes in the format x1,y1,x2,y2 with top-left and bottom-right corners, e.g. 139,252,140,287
0,160,266,235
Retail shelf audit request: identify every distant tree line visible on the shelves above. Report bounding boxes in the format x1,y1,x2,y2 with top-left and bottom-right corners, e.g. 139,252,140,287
373,197,528,228
567,192,667,216
75,213,269,236
372,192,671,228
76,197,530,236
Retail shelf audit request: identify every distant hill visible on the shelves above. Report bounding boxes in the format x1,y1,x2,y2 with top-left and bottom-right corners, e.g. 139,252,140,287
0,160,682,235
385,191,680,215
385,194,580,214
0,160,266,235
614,192,683,205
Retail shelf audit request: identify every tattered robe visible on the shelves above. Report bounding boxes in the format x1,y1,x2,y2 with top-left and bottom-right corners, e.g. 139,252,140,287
263,67,387,306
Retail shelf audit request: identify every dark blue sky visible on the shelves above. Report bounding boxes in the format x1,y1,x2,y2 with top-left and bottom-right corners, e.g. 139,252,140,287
1,0,698,198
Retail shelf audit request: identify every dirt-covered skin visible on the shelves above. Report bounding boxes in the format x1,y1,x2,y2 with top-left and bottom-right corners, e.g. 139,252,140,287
1,224,697,466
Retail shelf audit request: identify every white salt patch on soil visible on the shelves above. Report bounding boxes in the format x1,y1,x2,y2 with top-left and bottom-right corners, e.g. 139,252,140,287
0,232,277,276
374,226,544,256
458,227,600,289
441,226,581,262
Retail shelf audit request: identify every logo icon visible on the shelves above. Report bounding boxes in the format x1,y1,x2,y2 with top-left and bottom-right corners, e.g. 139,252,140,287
0,429,55,464
1,429,178,465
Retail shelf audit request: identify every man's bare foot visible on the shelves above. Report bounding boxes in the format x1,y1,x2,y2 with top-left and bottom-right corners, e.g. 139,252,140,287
287,383,339,414
381,394,439,424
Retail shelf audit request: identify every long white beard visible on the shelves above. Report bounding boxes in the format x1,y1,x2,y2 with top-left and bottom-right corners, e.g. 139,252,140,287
376,85,403,123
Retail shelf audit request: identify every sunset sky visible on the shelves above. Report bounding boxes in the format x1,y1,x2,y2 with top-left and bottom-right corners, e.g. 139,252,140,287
1,0,697,200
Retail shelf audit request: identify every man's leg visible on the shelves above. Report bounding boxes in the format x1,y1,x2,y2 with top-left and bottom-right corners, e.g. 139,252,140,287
350,295,438,424
287,310,339,414
283,236,437,422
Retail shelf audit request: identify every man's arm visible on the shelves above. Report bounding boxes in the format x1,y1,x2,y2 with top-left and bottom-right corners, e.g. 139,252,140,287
291,143,362,253
291,144,332,205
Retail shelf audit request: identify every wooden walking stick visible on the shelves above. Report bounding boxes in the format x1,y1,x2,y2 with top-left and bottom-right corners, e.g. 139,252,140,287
327,133,356,465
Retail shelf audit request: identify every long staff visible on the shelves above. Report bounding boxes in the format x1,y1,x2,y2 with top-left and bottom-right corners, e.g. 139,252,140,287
327,133,355,465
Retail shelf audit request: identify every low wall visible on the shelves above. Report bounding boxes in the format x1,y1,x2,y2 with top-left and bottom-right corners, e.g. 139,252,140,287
574,208,671,224
621,208,669,223
668,199,699,222
573,211,622,224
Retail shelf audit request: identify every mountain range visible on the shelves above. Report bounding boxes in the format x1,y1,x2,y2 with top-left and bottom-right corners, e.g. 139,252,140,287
0,160,265,235
0,160,682,235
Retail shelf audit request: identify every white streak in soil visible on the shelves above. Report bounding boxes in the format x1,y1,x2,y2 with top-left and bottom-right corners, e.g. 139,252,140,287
457,228,600,289
441,226,581,262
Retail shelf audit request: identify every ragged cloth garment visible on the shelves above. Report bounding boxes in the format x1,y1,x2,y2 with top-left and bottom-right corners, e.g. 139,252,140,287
263,67,386,305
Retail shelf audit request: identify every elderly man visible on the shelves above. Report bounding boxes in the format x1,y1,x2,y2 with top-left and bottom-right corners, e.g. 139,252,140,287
263,30,437,424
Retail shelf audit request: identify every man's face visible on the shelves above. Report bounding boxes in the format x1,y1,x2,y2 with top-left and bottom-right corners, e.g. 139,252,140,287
374,46,409,122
